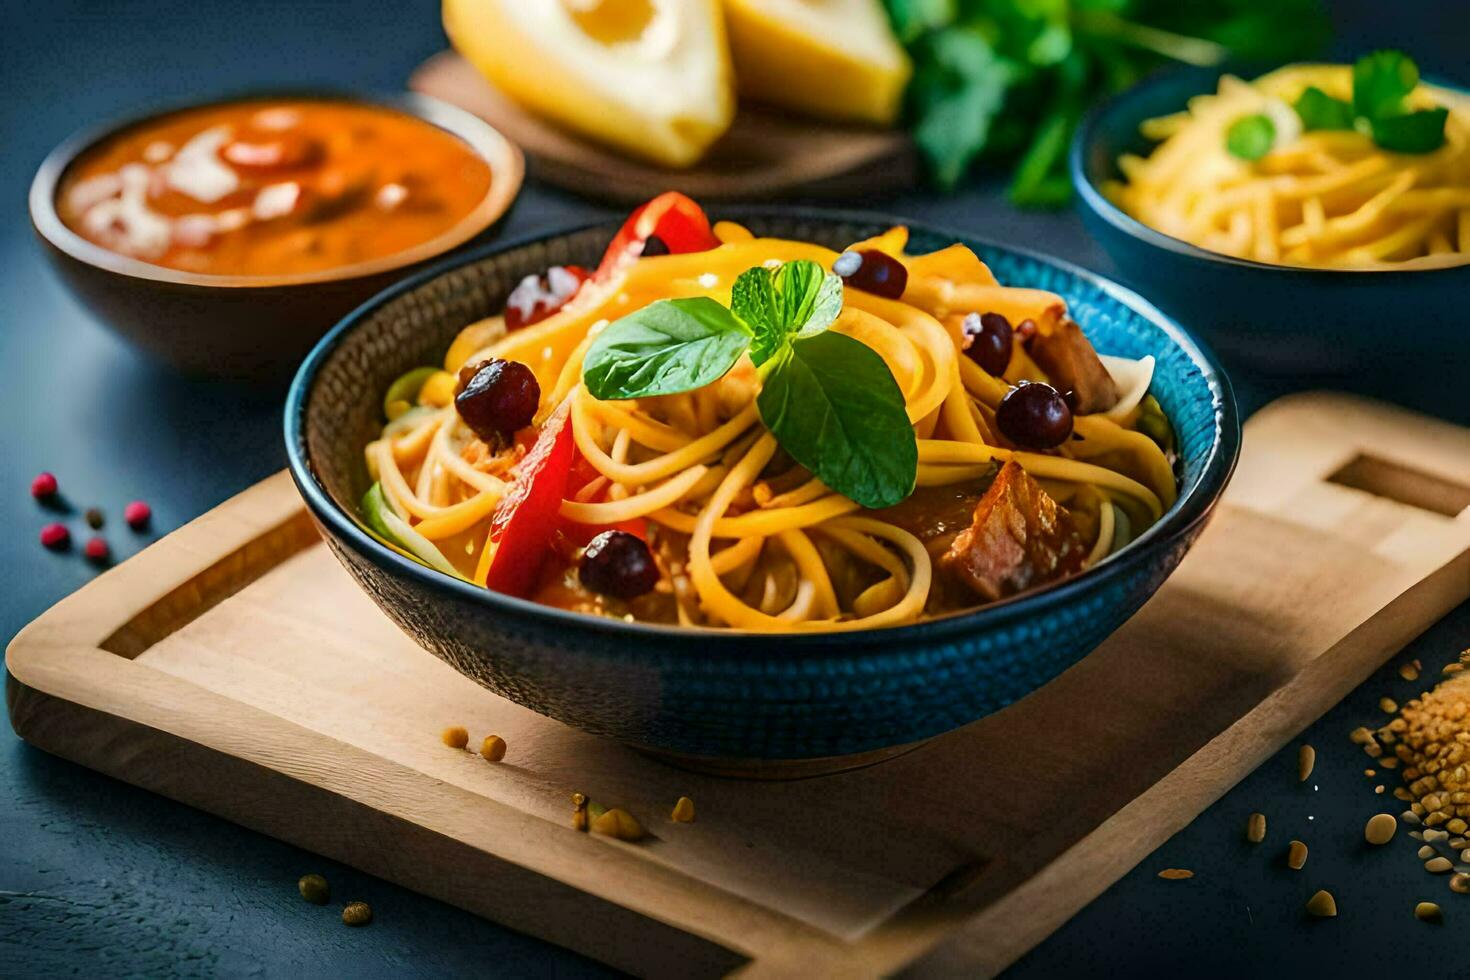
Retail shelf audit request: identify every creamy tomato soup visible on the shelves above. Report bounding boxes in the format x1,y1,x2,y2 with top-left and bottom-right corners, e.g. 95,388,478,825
57,99,493,277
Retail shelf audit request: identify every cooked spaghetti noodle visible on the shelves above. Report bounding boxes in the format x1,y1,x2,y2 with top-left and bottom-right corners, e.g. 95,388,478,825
1108,64,1470,270
361,199,1178,631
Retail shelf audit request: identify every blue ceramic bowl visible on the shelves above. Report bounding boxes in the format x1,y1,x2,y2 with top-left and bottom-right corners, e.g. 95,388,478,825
285,211,1238,770
1072,68,1470,376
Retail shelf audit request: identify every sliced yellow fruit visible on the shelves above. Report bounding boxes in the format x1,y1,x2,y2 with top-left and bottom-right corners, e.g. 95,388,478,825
443,0,735,168
723,0,911,125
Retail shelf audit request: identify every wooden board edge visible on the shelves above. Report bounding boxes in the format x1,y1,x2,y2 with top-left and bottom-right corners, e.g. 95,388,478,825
7,644,864,975
897,548,1470,977
4,667,747,979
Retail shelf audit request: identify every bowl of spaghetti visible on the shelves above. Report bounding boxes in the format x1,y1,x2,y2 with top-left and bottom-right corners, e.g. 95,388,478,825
1072,59,1470,375
286,196,1237,768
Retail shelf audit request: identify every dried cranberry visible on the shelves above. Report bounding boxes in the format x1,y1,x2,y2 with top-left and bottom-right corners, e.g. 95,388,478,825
639,234,670,257
833,249,907,299
31,472,58,499
84,536,110,563
455,359,541,444
996,381,1073,450
579,530,659,599
40,523,70,550
961,312,1014,375
504,265,591,330
124,500,152,530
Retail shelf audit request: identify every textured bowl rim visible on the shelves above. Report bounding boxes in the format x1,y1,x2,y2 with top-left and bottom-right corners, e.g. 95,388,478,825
284,208,1240,650
28,89,524,289
1070,66,1470,278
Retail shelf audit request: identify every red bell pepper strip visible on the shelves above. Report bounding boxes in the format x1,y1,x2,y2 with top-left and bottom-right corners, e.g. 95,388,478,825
595,191,721,279
477,398,576,597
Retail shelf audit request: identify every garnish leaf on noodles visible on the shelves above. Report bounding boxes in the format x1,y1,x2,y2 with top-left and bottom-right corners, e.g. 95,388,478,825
584,260,917,508
1352,50,1419,121
1371,107,1449,154
1225,113,1275,161
1293,86,1354,131
756,331,917,509
583,297,751,399
732,260,842,366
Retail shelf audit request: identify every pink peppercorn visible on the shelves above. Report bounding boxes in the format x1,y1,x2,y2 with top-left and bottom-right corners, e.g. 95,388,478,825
40,523,70,550
124,500,152,530
31,472,58,499
84,536,110,562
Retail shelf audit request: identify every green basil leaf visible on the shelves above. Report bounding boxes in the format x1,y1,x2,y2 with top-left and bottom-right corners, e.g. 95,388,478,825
1225,113,1275,161
1353,50,1419,121
732,261,843,367
1370,107,1448,154
756,332,917,509
1293,86,1354,131
730,265,784,367
583,297,750,400
780,261,843,338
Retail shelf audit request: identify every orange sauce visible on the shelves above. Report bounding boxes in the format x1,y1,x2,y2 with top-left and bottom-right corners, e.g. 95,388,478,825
57,99,493,277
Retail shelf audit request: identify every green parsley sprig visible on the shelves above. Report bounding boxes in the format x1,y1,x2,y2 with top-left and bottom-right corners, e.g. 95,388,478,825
1224,51,1447,162
581,260,918,509
882,0,1330,205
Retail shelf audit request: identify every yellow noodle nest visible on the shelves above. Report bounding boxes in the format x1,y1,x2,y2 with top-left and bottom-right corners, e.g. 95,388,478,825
1108,64,1470,270
364,222,1177,631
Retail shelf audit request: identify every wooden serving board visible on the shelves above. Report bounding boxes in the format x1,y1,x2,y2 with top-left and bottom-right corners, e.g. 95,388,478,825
9,393,1470,977
409,52,917,204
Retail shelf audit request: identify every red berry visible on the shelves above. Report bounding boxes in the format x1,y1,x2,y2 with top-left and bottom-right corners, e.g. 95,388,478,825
31,472,58,498
84,536,110,562
996,381,1073,450
124,500,152,530
455,358,541,444
40,523,70,550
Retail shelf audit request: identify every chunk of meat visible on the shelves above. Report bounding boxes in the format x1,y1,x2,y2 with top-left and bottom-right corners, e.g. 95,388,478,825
939,461,1086,602
1027,318,1119,414
876,470,998,562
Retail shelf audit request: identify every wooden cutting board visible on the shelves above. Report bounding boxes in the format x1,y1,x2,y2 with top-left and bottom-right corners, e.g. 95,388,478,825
408,52,917,204
8,393,1470,978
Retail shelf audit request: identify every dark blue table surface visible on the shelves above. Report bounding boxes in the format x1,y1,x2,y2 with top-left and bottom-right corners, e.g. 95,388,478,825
3,2,1466,976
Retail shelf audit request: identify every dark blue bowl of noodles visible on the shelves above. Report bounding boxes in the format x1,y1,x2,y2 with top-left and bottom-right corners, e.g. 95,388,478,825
1071,67,1470,383
285,210,1238,773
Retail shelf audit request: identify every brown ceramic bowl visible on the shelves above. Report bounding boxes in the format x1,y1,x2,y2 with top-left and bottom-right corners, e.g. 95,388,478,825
29,91,523,382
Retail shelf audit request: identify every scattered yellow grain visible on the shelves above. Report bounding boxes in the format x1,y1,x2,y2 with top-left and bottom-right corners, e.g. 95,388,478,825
1380,697,1399,714
1246,812,1267,844
1287,840,1308,870
591,808,645,841
1399,662,1421,682
1415,901,1443,923
1157,868,1194,880
1298,744,1316,782
1365,813,1398,845
479,734,507,762
671,796,696,823
342,901,373,927
441,725,469,749
1306,890,1337,917
1425,856,1453,873
1450,872,1470,894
